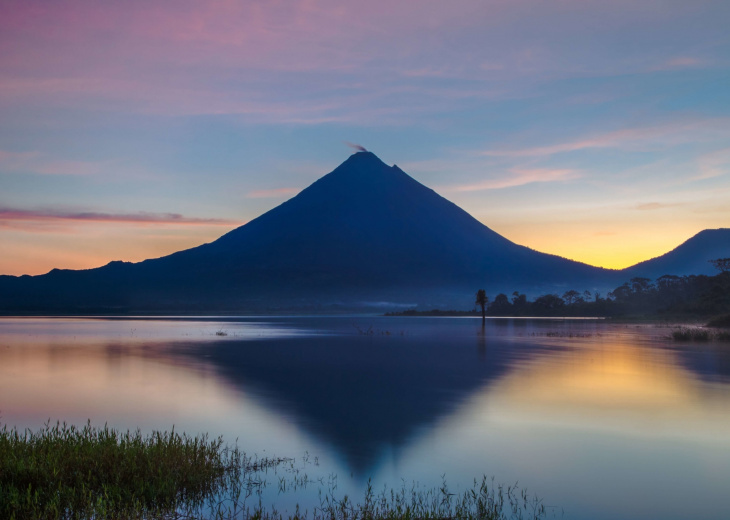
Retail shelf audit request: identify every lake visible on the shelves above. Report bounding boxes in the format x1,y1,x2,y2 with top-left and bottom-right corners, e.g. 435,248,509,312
1,316,729,519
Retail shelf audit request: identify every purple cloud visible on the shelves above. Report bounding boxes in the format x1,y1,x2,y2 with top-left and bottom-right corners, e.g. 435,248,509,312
0,207,239,226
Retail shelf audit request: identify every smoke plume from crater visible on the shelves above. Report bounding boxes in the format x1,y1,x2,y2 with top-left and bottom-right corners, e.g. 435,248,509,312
345,141,368,152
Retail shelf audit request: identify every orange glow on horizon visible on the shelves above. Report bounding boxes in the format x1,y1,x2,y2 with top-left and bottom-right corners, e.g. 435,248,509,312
0,223,235,276
0,192,723,276
0,221,715,276
488,219,712,270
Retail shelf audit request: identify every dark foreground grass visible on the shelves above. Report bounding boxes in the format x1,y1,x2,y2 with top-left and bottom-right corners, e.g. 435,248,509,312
1,422,553,520
0,421,265,519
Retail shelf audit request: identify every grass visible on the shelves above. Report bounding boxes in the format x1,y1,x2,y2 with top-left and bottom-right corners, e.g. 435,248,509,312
0,422,554,520
0,421,281,520
310,476,551,520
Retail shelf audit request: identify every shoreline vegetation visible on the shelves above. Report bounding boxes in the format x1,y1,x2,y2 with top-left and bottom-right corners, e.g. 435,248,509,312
1,422,553,520
0,421,273,520
387,270,730,330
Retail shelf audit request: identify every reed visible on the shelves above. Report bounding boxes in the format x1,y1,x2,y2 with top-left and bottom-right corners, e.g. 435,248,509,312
1,422,552,520
309,476,550,520
0,421,278,519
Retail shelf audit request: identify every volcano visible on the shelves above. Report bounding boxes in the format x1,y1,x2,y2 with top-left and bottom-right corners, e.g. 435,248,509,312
0,152,621,313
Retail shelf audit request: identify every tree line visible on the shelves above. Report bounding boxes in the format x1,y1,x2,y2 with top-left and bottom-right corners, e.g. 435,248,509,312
476,259,730,319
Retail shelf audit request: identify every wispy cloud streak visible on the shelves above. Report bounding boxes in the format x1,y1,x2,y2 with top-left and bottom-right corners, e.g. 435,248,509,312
0,208,239,226
693,148,730,181
3,1,725,123
481,119,730,158
634,202,681,211
651,56,705,71
0,149,107,176
444,168,580,192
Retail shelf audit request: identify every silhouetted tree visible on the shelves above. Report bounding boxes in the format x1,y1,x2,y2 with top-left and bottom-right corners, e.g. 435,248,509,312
475,289,488,323
489,293,512,315
393,271,729,319
512,291,527,308
562,290,582,305
656,274,682,291
630,277,654,293
710,258,730,273
533,294,565,313
609,283,632,302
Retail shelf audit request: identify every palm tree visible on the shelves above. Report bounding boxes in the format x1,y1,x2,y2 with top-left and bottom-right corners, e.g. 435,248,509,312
475,289,488,324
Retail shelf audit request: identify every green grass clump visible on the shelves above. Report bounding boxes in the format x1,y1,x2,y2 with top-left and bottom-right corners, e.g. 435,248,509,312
0,421,248,519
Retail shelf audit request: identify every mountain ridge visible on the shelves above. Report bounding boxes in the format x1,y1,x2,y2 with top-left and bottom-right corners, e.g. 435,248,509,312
623,228,730,279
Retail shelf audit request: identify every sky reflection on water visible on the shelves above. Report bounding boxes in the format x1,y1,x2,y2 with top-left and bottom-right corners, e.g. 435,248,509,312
1,317,729,520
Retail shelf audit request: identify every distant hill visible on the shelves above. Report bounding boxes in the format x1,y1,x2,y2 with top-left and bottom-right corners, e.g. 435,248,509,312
0,152,726,314
623,229,730,280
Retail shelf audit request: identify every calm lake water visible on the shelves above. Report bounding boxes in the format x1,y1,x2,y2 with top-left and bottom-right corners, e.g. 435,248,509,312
1,316,729,519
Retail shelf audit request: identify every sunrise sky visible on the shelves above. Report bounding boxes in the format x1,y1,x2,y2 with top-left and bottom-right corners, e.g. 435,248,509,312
1,0,729,276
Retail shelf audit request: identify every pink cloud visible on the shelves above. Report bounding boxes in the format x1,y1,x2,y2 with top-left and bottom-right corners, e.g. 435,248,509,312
634,202,681,211
481,118,730,158
692,148,730,181
0,149,40,169
0,207,240,227
0,149,108,176
33,159,107,176
0,1,421,76
0,1,726,125
652,56,705,71
0,149,38,161
444,168,581,192
0,1,626,119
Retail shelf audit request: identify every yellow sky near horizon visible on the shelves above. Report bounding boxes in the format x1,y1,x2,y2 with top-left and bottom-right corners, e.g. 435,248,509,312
0,216,719,276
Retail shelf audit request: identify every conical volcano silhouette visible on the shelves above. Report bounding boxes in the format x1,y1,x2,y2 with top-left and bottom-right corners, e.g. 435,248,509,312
0,152,608,313
191,151,524,284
